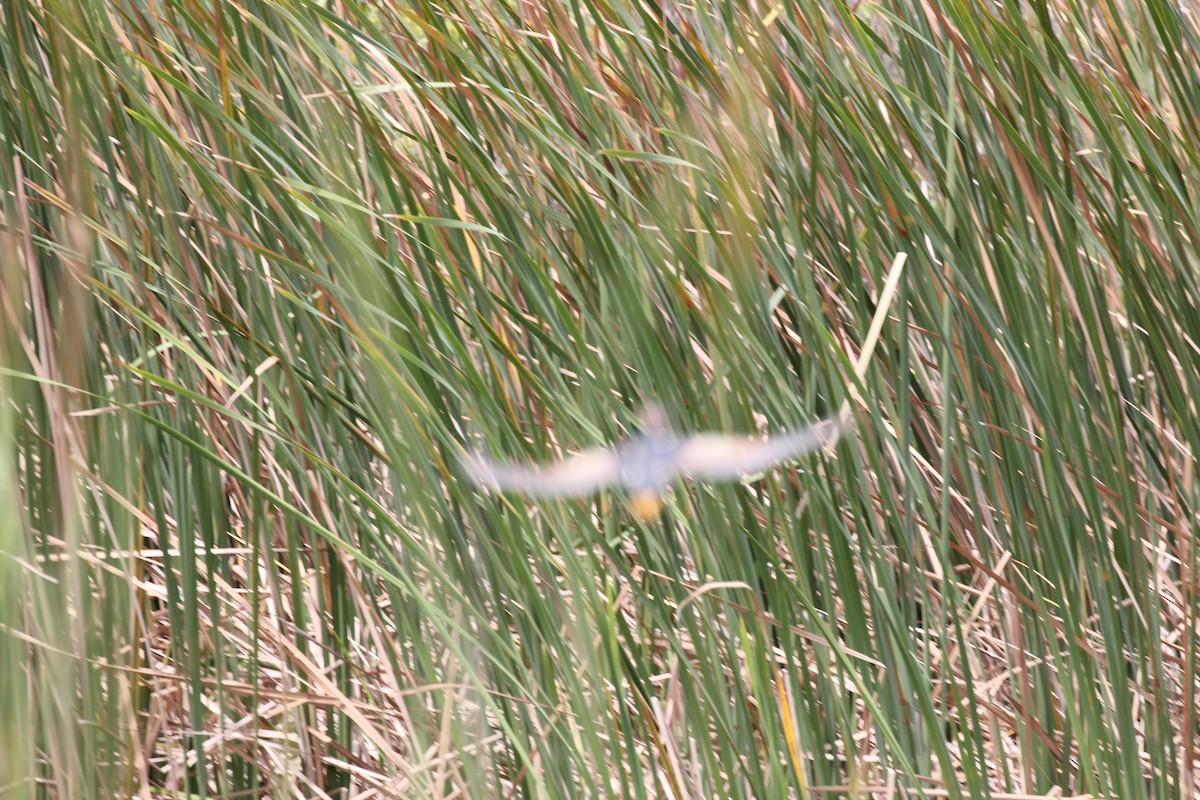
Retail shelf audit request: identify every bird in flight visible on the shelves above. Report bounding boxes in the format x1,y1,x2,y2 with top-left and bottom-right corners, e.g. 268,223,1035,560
463,404,851,520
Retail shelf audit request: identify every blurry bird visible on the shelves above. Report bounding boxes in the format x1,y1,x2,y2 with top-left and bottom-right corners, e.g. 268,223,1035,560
463,404,851,520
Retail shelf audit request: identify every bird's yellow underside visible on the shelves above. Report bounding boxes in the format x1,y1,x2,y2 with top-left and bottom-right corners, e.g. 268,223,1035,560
629,490,665,521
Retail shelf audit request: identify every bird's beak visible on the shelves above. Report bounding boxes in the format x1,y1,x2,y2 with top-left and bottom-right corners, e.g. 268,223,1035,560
629,490,665,521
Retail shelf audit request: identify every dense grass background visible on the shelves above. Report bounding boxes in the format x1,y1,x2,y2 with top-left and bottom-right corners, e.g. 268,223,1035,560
2,0,1198,797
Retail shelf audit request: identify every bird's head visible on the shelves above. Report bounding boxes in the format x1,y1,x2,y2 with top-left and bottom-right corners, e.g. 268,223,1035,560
637,402,670,434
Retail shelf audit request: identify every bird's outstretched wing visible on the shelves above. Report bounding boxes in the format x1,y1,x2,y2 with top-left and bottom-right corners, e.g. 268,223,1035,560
462,447,622,497
674,415,849,481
